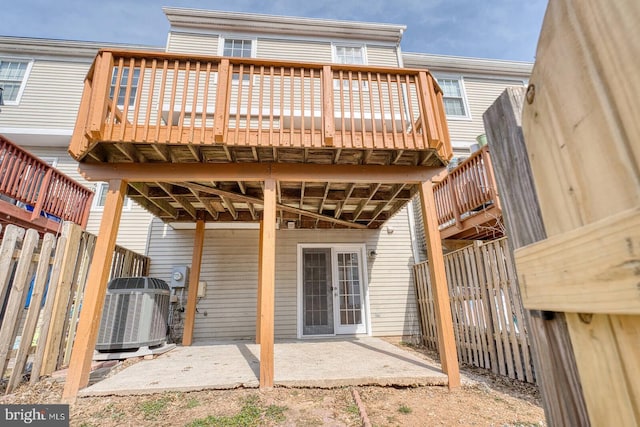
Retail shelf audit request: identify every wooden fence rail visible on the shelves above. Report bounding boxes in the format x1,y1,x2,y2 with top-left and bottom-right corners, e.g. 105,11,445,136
413,237,535,383
0,222,150,393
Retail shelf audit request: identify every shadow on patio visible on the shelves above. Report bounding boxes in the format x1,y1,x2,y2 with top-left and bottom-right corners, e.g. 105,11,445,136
79,337,448,396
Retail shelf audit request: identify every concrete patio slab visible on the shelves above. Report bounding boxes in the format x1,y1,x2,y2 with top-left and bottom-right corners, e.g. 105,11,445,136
79,337,448,396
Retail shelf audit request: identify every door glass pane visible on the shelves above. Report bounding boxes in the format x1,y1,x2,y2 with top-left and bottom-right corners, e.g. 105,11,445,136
337,252,362,325
302,249,333,335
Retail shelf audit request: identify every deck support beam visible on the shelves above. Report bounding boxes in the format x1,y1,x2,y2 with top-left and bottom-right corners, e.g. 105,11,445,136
259,179,277,388
256,219,264,344
418,180,460,389
182,218,206,346
63,179,127,401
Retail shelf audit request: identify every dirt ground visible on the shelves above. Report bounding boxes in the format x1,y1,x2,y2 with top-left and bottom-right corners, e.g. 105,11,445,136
1,341,545,426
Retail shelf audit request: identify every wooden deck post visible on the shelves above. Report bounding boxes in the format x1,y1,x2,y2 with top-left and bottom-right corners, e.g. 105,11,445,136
256,219,264,344
214,59,230,143
62,179,127,401
418,180,460,388
182,218,206,346
259,179,276,388
322,65,335,147
88,52,114,139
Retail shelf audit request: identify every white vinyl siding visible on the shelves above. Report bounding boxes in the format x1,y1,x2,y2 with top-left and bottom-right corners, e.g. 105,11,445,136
0,59,89,130
166,32,219,55
256,38,331,63
146,206,420,342
445,76,527,149
18,145,153,254
363,45,400,67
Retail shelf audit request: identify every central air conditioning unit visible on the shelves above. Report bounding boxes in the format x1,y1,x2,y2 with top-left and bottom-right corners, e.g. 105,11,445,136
96,277,170,351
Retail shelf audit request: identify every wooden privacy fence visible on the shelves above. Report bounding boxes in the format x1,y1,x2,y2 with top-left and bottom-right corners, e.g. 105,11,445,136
0,222,149,393
413,237,535,383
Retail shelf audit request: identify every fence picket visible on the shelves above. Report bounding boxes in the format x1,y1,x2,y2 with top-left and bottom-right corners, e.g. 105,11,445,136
6,233,55,393
0,225,25,303
0,229,39,379
30,232,67,384
413,236,534,383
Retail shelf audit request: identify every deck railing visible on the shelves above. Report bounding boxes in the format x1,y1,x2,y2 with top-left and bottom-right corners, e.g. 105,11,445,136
0,135,93,229
433,146,501,237
69,49,452,160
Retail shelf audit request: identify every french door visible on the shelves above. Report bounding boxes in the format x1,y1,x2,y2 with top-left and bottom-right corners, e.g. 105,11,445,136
300,246,367,337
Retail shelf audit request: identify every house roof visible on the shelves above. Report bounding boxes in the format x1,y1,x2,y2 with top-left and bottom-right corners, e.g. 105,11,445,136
0,36,160,59
403,52,532,77
163,8,406,44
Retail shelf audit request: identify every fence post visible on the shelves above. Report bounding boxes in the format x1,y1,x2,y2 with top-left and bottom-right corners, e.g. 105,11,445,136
41,222,83,376
484,87,588,424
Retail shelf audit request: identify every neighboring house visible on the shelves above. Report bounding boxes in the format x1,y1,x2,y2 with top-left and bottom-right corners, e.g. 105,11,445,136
0,37,158,253
403,52,531,253
0,9,532,345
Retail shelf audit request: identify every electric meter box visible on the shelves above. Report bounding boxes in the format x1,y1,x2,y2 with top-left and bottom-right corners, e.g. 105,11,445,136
170,266,190,288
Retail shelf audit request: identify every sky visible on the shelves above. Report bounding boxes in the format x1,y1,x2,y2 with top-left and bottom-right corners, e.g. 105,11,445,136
4,0,547,62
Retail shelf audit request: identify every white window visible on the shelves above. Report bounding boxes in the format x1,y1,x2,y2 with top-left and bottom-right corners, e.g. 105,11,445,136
110,67,140,107
0,59,33,104
220,38,256,83
92,182,132,211
223,38,254,58
333,45,366,65
437,77,470,119
332,45,368,91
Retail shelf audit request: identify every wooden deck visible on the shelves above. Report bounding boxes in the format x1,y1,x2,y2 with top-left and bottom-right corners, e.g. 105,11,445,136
0,135,93,233
68,49,454,229
433,146,503,240
63,48,461,398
